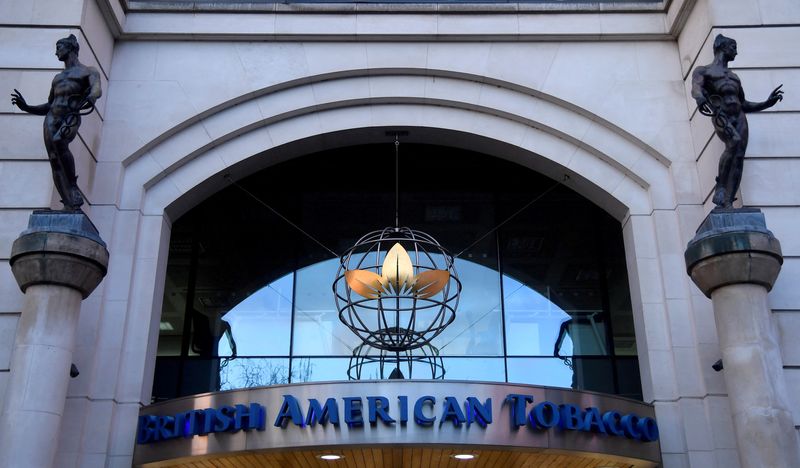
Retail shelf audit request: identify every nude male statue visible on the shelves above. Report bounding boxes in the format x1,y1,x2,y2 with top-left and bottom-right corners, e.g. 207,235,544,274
10,34,101,210
692,34,783,209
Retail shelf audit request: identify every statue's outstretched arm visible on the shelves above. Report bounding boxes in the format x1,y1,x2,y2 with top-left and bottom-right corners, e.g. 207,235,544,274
10,88,51,116
743,84,784,113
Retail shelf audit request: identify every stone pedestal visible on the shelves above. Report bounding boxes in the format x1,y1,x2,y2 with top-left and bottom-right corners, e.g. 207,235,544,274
685,209,800,468
0,211,108,468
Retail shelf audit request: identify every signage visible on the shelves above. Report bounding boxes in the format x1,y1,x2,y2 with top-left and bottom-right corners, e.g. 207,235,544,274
133,381,662,467
137,392,658,445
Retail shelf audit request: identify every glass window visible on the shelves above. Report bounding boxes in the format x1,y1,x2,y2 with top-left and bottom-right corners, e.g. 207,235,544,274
441,358,505,382
293,259,362,355
506,357,575,388
291,358,351,383
504,277,571,356
218,273,293,357
153,143,641,402
220,358,291,389
436,257,503,356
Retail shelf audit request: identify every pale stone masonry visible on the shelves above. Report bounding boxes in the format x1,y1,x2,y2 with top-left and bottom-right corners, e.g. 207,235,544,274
0,0,799,466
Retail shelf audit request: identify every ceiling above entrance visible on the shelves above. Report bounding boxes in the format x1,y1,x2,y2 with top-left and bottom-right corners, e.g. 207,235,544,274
151,446,649,468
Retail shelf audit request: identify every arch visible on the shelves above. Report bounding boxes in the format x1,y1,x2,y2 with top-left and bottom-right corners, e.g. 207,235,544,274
115,71,677,223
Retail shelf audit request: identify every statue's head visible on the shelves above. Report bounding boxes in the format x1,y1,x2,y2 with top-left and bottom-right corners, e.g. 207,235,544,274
55,34,79,61
713,34,737,60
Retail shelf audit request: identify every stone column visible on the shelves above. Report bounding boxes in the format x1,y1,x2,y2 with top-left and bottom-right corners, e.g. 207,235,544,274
685,209,800,468
0,211,108,468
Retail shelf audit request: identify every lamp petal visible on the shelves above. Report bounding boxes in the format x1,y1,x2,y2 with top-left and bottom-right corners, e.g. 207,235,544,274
412,270,450,299
382,243,414,294
345,270,385,299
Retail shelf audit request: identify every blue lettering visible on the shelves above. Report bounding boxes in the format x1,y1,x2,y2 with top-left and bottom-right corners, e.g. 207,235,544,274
559,404,584,431
505,394,534,427
398,396,409,424
602,411,624,436
367,396,395,425
201,409,216,434
583,407,606,434
465,397,492,428
214,406,234,432
182,410,205,437
155,415,177,441
414,396,436,426
136,415,158,444
440,396,466,427
530,401,560,429
274,396,304,428
637,417,659,442
343,397,364,427
135,397,657,446
621,414,641,439
306,398,339,426
235,403,266,431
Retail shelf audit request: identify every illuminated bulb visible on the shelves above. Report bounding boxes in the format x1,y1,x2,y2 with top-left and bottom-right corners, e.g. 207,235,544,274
452,454,476,460
318,454,342,461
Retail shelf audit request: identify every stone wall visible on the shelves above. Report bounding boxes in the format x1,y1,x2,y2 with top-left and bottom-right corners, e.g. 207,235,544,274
0,0,798,466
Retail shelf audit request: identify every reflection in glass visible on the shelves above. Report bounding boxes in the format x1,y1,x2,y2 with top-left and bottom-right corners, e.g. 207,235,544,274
293,259,362,355
291,358,351,382
218,273,293,357
436,258,503,356
441,358,505,382
506,357,616,394
504,277,572,356
506,357,575,388
555,311,607,356
220,358,290,390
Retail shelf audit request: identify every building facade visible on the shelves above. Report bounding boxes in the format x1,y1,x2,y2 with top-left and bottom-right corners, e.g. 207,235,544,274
0,0,799,466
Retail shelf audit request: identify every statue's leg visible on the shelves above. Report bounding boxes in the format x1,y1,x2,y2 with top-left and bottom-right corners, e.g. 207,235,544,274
713,139,735,207
43,121,72,207
53,140,83,209
726,118,749,207
47,118,83,209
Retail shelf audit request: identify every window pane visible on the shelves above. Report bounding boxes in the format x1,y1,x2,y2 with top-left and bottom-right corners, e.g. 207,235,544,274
180,358,223,396
293,259,362,355
507,357,615,393
219,273,293,357
507,357,575,388
291,358,351,382
615,357,643,400
434,254,503,356
220,358,291,390
503,277,571,356
441,357,505,382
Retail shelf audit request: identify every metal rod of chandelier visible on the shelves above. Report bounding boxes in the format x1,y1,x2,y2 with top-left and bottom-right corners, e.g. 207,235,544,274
395,134,400,229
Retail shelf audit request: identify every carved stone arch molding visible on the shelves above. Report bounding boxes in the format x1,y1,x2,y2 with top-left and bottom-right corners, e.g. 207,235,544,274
115,69,674,223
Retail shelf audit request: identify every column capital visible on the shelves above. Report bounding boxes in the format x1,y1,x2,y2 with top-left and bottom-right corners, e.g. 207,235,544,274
9,210,109,299
685,208,782,298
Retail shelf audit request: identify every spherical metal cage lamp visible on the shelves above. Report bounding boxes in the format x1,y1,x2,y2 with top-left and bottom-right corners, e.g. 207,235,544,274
333,227,461,352
347,343,445,380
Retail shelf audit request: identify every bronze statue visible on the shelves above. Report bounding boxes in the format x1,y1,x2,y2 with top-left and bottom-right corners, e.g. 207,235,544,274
10,34,101,211
692,34,783,209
